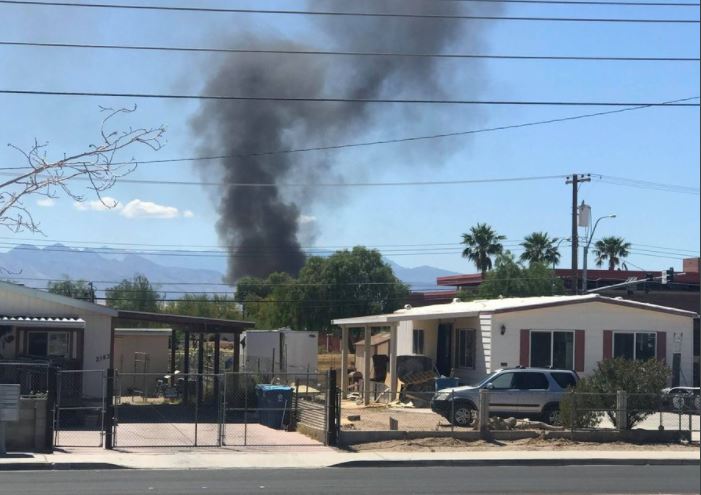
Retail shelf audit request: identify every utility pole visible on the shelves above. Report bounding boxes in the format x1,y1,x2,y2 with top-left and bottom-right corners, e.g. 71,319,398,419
565,174,591,294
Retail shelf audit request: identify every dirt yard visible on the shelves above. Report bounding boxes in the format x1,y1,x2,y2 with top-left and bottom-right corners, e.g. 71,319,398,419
346,436,699,452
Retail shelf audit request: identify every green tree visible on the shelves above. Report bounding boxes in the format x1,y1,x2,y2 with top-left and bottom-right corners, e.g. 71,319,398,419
296,247,410,331
560,358,669,429
520,232,561,266
47,278,95,302
593,236,631,270
461,223,506,275
465,252,563,299
166,293,242,320
105,274,161,311
239,272,299,329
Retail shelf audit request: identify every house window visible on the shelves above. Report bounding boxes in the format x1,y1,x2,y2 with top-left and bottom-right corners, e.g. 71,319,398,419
530,331,574,369
412,329,425,354
26,331,70,358
456,329,476,369
614,332,656,361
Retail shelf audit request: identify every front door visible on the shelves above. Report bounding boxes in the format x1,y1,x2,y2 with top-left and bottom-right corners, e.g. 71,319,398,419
436,324,452,377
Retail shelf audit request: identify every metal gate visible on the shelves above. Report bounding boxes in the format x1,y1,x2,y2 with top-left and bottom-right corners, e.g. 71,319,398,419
112,372,225,448
53,369,337,449
222,372,331,447
53,369,106,448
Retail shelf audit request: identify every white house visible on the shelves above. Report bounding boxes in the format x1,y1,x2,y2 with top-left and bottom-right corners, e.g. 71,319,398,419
0,280,117,397
333,294,697,405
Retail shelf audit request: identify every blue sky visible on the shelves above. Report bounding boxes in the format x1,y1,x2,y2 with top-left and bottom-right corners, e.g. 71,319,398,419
0,0,698,276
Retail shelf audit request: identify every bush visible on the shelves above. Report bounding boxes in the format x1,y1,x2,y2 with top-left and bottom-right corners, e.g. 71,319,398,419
561,358,669,430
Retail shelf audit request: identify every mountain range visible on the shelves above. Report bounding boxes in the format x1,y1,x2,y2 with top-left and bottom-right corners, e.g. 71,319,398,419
0,244,458,295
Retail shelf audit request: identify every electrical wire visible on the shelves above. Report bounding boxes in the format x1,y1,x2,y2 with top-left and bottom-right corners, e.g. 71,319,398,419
0,97,696,172
2,40,697,62
1,1,698,23
2,89,700,106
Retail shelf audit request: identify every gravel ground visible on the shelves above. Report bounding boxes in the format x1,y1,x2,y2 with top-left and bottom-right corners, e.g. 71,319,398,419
346,436,700,452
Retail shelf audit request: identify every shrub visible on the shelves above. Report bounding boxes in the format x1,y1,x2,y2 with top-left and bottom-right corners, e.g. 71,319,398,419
561,358,669,430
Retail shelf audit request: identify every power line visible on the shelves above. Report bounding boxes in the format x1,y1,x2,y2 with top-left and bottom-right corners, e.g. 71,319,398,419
0,97,696,173
3,89,700,106
2,40,697,62
443,0,700,5
4,170,697,192
0,1,698,23
595,174,700,194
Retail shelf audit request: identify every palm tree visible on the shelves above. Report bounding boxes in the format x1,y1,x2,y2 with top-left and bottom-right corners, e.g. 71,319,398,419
520,232,561,266
461,223,506,275
593,236,631,270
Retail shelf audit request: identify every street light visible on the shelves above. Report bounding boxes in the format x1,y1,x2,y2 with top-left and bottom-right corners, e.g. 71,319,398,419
582,214,616,293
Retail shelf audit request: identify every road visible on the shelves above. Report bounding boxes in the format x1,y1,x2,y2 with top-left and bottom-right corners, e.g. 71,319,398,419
0,465,698,494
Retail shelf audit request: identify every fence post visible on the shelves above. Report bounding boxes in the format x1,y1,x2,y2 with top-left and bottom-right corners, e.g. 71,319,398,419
104,368,115,450
479,389,490,439
616,390,627,432
450,390,454,434
326,369,338,447
45,366,58,452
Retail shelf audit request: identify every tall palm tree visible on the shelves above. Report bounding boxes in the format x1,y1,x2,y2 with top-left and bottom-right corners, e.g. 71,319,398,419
520,232,561,266
593,236,631,270
461,223,506,275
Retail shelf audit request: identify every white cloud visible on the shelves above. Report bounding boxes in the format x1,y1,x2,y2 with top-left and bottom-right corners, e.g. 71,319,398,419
299,215,316,224
73,197,192,219
120,199,180,219
73,197,121,212
36,197,55,207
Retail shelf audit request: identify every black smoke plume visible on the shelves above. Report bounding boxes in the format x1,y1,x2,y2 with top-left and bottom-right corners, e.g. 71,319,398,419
190,1,494,281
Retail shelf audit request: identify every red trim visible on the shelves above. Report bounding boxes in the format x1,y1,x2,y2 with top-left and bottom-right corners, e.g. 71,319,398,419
656,331,667,363
603,330,613,360
519,329,530,367
575,330,585,372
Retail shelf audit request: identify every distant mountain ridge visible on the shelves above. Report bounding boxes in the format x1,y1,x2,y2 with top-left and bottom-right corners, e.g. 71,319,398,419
0,244,458,294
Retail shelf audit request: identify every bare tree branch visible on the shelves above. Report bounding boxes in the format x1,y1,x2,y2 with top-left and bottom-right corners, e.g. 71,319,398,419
1,106,166,233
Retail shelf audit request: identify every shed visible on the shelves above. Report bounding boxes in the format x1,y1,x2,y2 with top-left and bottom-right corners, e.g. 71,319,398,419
113,328,172,389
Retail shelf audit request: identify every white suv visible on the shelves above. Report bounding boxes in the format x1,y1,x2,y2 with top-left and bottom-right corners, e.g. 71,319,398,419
431,367,579,426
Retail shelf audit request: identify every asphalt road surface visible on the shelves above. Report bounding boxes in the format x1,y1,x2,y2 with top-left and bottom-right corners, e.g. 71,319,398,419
0,465,699,495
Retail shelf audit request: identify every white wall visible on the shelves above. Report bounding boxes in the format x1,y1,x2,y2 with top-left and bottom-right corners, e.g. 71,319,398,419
491,301,694,385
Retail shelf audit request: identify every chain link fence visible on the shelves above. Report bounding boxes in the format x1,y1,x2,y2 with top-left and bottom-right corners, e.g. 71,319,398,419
54,369,106,447
0,361,50,397
339,389,700,440
223,372,330,447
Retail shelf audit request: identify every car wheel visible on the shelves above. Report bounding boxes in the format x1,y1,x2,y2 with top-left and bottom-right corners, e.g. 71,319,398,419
451,404,476,427
672,395,687,411
542,405,561,425
694,395,700,411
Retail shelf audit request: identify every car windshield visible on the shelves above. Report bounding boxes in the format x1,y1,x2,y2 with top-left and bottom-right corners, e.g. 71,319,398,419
474,373,497,387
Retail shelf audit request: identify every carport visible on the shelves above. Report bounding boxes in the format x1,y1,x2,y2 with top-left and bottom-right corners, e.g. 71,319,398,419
114,311,255,403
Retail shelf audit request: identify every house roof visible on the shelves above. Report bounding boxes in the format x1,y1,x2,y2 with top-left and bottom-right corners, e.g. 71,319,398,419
437,269,700,287
0,281,117,317
116,310,254,332
0,315,86,328
332,294,697,326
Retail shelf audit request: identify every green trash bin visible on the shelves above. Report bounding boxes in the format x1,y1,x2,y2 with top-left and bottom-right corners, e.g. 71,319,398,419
255,384,293,429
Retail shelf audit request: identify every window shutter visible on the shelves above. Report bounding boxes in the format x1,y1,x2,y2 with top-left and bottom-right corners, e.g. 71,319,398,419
656,331,666,363
603,330,612,360
575,330,585,372
519,329,530,367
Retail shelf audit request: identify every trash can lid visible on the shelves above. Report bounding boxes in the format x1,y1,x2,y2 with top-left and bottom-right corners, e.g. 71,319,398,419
255,384,294,392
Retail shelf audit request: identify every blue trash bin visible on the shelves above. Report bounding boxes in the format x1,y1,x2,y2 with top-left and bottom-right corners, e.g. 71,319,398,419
435,376,459,391
255,384,294,429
